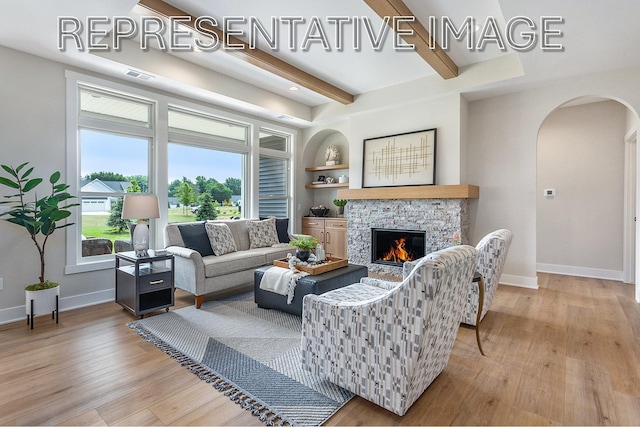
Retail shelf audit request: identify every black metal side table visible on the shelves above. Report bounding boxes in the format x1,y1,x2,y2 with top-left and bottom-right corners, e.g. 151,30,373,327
115,250,174,319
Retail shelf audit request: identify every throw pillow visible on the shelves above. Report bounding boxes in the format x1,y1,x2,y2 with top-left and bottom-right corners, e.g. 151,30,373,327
247,218,279,249
260,216,290,243
177,223,214,256
205,222,237,256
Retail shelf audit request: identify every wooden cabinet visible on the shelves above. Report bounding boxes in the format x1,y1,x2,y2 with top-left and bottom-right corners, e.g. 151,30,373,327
302,217,348,259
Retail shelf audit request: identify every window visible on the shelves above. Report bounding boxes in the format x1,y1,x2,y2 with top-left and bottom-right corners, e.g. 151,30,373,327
77,86,154,259
80,89,151,127
259,130,287,151
259,130,290,218
168,107,248,223
168,143,244,222
169,109,246,143
66,72,296,273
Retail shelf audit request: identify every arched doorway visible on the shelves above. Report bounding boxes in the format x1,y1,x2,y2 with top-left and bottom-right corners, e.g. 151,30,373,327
536,97,639,300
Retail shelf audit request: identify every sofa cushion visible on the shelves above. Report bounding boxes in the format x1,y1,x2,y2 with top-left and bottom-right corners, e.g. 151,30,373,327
224,219,251,251
260,217,290,243
203,250,267,277
205,222,237,256
251,244,295,264
247,218,279,249
177,223,214,256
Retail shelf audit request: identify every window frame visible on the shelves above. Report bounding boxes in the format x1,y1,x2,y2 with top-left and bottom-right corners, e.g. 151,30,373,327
65,71,297,274
258,128,292,219
167,105,252,221
66,73,157,273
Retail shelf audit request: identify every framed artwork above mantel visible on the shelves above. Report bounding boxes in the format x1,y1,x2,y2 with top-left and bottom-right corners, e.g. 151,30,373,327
362,128,437,188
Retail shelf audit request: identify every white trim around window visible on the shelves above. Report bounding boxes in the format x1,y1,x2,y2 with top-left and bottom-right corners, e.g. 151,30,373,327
64,71,297,274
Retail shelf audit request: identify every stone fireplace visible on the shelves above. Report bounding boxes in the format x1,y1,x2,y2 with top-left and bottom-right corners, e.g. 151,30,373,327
340,185,477,276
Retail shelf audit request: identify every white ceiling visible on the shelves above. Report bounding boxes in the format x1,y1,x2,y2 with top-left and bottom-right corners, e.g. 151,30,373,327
1,0,640,124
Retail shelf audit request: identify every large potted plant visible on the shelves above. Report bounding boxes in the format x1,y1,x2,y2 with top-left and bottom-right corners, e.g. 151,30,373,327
0,162,78,327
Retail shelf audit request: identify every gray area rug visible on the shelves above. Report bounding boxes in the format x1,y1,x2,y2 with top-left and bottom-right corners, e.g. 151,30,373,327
128,292,352,426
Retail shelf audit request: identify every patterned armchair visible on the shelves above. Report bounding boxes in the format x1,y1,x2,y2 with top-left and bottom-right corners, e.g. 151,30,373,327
301,245,479,416
461,229,513,326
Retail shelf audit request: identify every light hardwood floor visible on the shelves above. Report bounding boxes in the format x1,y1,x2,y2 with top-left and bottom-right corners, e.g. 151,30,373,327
1,273,639,426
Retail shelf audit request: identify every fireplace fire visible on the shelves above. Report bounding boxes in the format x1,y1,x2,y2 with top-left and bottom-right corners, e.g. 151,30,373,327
371,228,426,267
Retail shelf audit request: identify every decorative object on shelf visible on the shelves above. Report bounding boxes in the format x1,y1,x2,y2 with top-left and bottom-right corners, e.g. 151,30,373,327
333,199,348,217
309,205,330,217
0,162,79,329
325,176,336,184
121,194,160,257
311,175,326,185
338,174,349,183
325,144,341,166
289,235,319,262
363,128,437,188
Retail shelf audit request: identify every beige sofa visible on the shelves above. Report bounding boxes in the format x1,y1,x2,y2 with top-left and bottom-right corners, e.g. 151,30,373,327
164,218,297,308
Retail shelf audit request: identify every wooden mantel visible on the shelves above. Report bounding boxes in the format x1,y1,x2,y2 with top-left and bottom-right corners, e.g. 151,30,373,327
336,185,479,200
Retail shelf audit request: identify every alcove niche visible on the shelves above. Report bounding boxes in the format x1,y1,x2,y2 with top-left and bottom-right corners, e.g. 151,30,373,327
302,129,350,218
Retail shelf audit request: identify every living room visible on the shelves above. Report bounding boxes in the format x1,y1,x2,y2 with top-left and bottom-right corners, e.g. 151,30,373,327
1,1,640,425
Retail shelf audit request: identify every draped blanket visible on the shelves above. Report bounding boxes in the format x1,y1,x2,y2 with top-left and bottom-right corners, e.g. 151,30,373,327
259,266,309,304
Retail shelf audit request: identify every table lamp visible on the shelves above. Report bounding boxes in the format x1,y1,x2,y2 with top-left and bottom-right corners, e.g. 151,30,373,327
121,194,160,257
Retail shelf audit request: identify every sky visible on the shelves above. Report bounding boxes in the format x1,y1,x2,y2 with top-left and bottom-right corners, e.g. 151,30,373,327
80,129,242,183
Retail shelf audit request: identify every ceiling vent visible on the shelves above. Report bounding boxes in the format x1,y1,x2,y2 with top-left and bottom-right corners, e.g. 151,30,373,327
126,69,154,80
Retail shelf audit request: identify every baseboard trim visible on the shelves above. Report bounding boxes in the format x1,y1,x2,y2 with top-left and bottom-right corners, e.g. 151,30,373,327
499,274,539,289
0,288,114,326
536,263,623,281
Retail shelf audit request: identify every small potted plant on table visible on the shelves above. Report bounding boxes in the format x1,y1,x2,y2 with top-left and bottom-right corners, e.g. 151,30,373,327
333,199,347,217
0,162,78,328
289,235,318,262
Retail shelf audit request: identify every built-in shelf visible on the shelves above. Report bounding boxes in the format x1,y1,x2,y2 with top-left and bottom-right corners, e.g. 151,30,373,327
305,183,350,189
337,185,479,200
305,163,349,172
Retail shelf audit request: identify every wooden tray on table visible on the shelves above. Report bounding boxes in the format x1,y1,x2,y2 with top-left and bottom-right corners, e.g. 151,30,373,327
273,256,348,275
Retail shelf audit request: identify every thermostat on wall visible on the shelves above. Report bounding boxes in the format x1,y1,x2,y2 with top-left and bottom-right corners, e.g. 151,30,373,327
544,189,555,197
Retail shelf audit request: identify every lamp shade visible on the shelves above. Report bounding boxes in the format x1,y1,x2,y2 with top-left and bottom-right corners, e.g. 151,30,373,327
121,194,160,220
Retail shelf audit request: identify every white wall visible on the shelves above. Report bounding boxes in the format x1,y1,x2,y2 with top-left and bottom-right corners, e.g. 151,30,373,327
627,107,639,137
302,93,464,189
299,94,464,224
467,68,640,288
537,101,627,278
0,47,115,323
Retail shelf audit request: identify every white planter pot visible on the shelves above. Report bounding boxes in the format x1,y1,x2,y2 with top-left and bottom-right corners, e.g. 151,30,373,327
25,285,59,316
